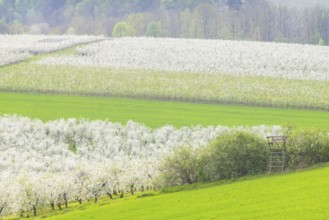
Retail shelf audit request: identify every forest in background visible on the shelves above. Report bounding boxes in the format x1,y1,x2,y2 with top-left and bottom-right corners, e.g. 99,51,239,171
0,0,328,45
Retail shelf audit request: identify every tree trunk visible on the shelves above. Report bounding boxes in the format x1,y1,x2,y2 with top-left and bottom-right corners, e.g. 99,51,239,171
120,191,124,198
113,190,118,196
94,194,98,203
78,198,82,204
20,210,24,217
33,205,37,217
141,186,144,192
130,184,135,195
107,192,113,199
57,201,62,210
50,201,55,210
64,193,68,208
0,206,4,214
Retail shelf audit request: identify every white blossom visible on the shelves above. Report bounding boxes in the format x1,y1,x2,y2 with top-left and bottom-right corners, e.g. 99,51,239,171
0,34,104,66
38,37,329,81
0,115,282,216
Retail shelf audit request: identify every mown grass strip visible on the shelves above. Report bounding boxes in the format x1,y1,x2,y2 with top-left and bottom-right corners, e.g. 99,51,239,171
1,92,328,129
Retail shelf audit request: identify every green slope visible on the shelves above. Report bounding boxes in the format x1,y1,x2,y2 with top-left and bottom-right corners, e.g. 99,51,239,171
0,92,328,129
47,164,329,220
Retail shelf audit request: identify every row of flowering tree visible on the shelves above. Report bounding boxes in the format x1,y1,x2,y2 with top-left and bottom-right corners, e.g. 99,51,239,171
39,38,329,81
2,37,326,110
0,34,104,66
0,115,281,217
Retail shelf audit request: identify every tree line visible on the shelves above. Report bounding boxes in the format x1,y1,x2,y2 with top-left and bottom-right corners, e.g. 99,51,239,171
0,0,328,45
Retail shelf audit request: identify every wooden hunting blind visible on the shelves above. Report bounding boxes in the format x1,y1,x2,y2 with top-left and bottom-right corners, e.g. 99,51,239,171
267,136,287,173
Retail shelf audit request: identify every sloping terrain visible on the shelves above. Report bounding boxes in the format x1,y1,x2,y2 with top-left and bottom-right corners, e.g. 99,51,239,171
48,164,329,220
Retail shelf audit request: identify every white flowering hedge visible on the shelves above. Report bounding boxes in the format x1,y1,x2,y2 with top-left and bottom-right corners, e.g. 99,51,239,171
0,34,104,66
0,50,30,66
0,115,281,216
39,37,329,81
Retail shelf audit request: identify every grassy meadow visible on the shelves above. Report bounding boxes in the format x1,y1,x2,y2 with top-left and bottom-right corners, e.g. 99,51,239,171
1,92,329,129
22,163,329,220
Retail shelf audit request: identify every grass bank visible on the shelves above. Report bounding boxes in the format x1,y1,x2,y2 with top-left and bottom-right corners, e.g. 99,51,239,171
44,164,329,220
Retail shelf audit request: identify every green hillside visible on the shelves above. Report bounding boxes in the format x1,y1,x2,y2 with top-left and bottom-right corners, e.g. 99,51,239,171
1,92,329,129
47,164,329,220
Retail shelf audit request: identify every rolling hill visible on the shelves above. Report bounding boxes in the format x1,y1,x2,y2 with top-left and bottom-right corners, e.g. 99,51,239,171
46,164,329,220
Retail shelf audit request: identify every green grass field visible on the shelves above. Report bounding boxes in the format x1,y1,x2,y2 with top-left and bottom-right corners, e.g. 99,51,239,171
42,164,329,220
0,92,328,129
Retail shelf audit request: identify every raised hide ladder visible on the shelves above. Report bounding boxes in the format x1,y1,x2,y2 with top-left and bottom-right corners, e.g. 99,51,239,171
267,136,287,173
